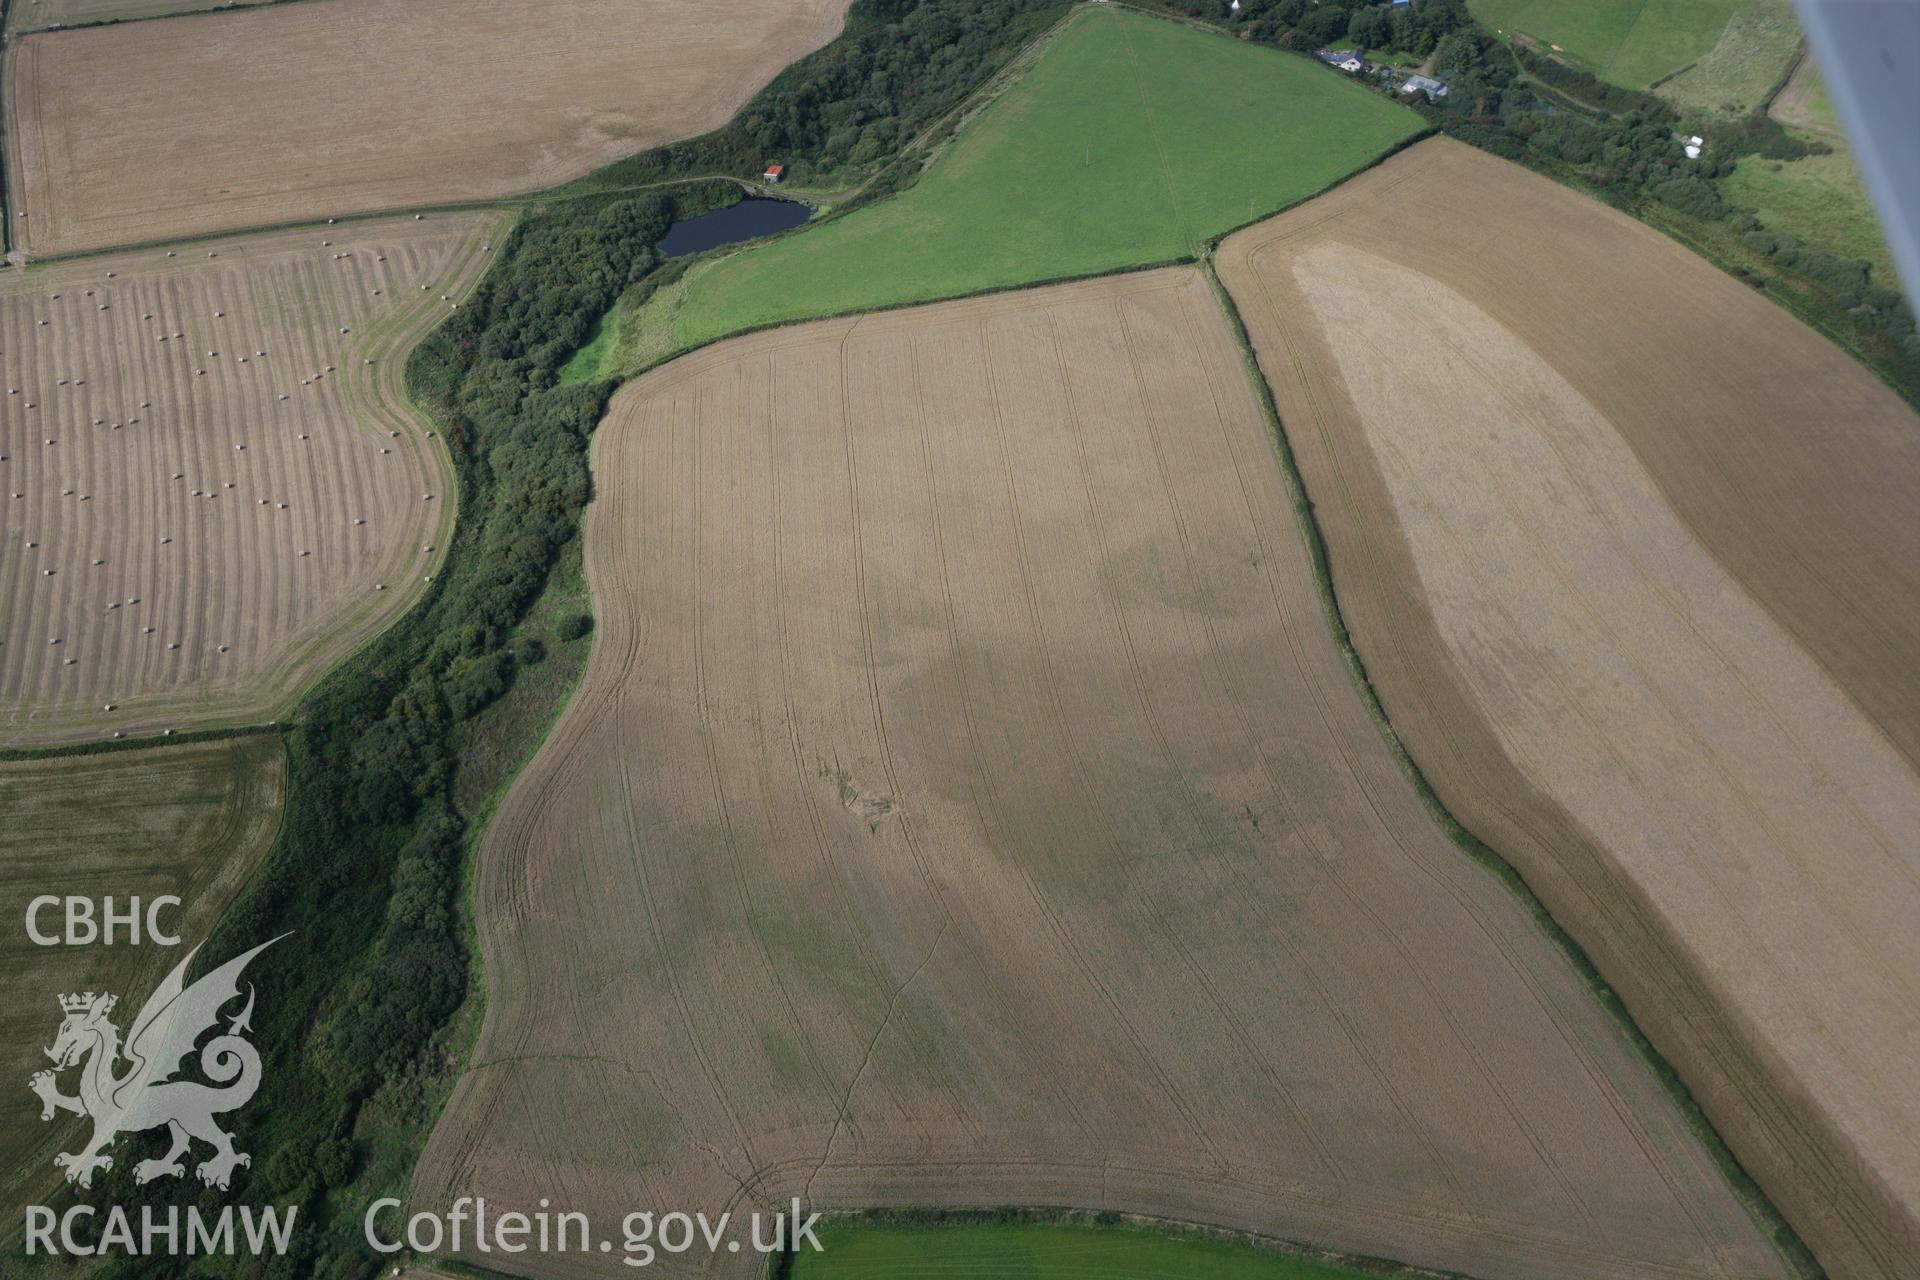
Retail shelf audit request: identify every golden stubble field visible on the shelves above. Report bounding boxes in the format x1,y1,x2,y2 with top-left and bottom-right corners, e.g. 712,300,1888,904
0,736,285,1224
417,269,1787,1280
4,0,853,257
0,212,506,745
1218,137,1920,1280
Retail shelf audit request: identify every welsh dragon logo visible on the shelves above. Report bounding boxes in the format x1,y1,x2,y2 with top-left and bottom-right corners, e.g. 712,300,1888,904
28,937,282,1191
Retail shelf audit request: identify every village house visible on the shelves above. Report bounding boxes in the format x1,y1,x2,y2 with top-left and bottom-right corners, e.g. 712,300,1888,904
1315,48,1370,74
762,164,785,185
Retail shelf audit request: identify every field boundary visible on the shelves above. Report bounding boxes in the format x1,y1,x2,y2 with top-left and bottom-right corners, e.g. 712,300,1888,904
1197,254,1824,1280
0,172,773,267
764,1207,1484,1280
1637,197,1916,411
0,0,12,260
6,0,312,37
0,720,286,764
1756,37,1809,116
617,129,1434,383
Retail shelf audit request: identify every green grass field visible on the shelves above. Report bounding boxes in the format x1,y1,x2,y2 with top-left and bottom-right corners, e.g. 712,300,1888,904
661,6,1420,352
1769,57,1843,137
1721,150,1898,280
788,1219,1400,1280
1654,0,1800,117
1472,0,1740,89
558,307,620,385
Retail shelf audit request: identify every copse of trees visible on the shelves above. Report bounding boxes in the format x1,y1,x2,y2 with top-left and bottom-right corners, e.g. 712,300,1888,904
570,0,1072,193
1514,45,1675,117
1191,0,1469,54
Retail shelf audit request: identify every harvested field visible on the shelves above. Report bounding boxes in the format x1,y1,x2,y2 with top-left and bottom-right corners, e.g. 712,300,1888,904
418,269,1787,1280
0,213,505,745
1217,137,1920,1280
3,0,852,257
0,735,286,1224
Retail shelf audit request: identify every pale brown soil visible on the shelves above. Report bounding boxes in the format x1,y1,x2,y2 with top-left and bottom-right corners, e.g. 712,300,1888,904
1217,137,1920,1280
3,0,852,257
0,735,285,1223
416,268,1787,1280
0,213,506,745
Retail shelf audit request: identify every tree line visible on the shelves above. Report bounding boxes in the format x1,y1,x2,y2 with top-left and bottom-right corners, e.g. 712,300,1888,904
1156,0,1916,391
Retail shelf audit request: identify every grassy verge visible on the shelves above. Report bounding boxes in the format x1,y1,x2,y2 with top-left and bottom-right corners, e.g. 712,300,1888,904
556,309,620,386
776,1210,1473,1280
3,0,312,37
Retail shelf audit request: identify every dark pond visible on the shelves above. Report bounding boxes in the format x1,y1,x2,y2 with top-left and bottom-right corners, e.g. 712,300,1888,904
659,198,810,258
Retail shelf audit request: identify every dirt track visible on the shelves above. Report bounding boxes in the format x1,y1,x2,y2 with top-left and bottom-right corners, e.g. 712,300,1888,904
3,0,851,256
0,213,504,744
417,268,1787,1280
1218,137,1920,1280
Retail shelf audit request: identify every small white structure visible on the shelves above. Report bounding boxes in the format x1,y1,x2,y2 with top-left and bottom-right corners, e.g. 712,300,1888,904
1316,48,1369,74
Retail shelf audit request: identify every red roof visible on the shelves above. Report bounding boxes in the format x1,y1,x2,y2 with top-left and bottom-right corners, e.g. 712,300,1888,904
763,164,785,177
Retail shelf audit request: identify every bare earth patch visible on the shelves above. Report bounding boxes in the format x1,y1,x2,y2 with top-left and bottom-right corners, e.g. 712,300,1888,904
1218,137,1920,1280
3,0,851,256
0,213,505,745
417,269,1786,1280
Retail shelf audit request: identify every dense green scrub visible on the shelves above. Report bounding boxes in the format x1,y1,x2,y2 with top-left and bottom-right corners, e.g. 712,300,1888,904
675,7,1422,345
554,0,1074,196
784,1217,1404,1280
1722,150,1897,280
